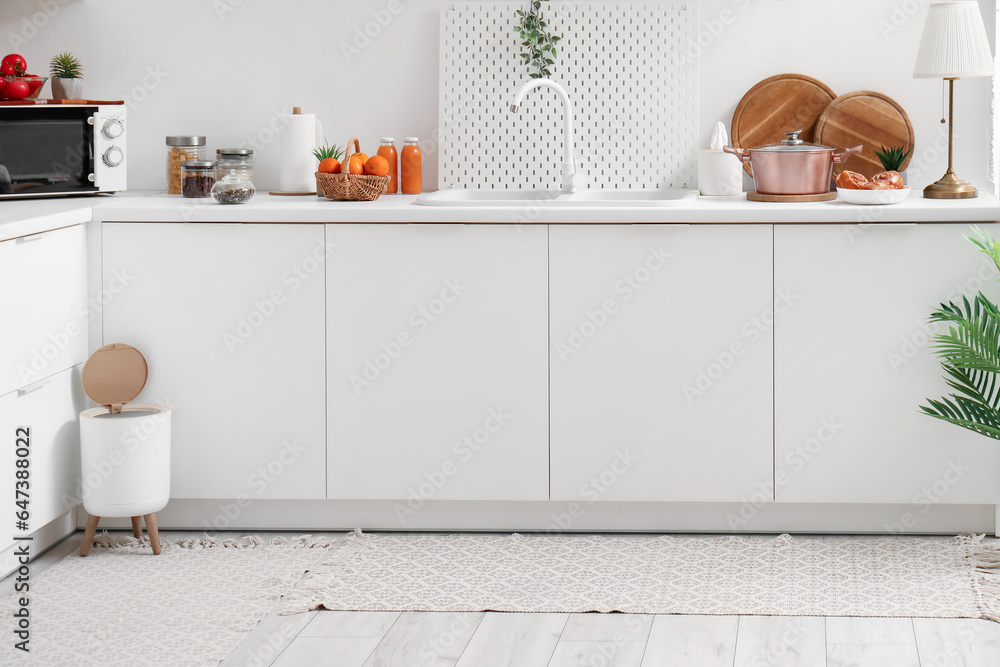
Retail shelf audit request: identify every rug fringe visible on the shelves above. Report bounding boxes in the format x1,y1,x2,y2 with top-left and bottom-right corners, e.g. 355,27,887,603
958,532,1000,623
89,531,339,552
281,528,371,615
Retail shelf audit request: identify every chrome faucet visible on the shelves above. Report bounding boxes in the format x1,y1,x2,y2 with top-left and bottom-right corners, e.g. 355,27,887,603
509,78,585,194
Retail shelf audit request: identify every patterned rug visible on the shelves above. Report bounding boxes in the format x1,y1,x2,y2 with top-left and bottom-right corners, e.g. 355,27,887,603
0,534,335,666
283,531,1000,622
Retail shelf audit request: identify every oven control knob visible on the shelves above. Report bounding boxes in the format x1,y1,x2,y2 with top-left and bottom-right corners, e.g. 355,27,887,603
102,119,124,139
102,146,124,168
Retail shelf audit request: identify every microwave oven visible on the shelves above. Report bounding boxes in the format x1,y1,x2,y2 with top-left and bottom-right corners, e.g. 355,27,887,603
0,103,126,199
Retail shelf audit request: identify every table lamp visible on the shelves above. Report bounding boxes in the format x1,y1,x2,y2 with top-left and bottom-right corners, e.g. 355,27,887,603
913,1,995,199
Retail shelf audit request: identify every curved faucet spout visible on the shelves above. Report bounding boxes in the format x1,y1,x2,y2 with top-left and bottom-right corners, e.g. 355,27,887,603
509,78,584,193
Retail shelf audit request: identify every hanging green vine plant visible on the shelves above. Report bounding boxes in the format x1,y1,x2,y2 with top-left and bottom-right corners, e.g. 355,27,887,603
515,0,561,79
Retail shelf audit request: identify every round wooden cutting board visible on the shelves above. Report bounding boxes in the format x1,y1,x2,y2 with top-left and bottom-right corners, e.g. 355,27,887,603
731,73,837,175
814,91,915,179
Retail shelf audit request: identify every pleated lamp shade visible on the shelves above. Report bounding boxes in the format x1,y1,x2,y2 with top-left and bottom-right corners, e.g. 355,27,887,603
914,1,995,78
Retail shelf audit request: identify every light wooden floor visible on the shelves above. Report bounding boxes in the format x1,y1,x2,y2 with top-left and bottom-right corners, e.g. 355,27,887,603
8,531,1000,667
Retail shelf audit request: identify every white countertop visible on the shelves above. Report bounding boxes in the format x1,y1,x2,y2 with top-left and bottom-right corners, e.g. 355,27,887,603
4,189,998,240
93,190,1000,225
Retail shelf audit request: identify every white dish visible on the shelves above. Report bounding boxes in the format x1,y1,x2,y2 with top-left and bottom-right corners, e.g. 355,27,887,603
837,187,910,205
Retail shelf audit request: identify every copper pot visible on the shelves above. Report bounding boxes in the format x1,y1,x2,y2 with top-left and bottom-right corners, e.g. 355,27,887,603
724,130,862,195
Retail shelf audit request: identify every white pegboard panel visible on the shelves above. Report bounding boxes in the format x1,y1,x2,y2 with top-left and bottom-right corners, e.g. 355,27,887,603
439,1,698,190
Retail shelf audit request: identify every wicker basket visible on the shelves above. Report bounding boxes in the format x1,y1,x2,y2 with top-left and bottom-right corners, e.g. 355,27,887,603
316,137,389,201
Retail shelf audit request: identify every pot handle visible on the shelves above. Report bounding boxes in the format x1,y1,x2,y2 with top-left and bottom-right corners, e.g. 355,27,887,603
722,145,751,163
833,145,863,164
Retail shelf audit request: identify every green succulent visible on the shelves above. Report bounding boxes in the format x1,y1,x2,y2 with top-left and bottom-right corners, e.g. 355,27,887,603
311,141,343,162
49,52,83,79
874,145,911,172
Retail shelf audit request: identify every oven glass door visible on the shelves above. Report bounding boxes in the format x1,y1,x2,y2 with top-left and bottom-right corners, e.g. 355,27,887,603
0,107,97,196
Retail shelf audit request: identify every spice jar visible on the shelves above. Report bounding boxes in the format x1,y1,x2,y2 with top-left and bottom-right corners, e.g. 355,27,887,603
211,169,255,205
181,160,217,198
216,148,255,184
166,136,206,195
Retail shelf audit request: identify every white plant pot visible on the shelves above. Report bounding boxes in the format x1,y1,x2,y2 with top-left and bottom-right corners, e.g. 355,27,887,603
52,77,83,100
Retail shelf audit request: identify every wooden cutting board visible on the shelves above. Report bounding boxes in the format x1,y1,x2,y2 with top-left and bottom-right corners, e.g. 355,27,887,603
731,73,837,175
814,91,914,179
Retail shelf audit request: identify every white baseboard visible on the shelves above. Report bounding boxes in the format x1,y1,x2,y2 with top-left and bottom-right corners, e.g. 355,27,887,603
0,510,76,579
78,499,997,536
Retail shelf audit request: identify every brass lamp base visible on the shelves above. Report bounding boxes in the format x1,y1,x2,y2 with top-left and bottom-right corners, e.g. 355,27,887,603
923,172,978,199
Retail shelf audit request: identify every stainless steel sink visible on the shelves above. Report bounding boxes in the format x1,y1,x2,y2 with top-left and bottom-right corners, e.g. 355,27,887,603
414,188,699,207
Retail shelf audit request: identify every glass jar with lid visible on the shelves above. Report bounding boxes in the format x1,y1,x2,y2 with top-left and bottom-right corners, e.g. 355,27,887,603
216,148,255,184
181,160,217,198
211,169,256,205
166,136,206,195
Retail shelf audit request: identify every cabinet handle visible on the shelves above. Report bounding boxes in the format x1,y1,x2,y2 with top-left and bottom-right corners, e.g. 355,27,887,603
15,232,48,243
17,376,53,396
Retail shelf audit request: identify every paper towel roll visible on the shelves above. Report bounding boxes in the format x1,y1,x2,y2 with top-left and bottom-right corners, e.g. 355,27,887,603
278,110,322,193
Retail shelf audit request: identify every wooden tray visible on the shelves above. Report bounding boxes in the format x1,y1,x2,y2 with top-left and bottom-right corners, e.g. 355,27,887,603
747,191,837,203
814,91,914,180
731,73,837,176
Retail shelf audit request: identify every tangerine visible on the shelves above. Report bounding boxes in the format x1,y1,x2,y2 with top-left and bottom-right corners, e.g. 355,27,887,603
364,155,390,177
318,158,341,174
347,154,367,175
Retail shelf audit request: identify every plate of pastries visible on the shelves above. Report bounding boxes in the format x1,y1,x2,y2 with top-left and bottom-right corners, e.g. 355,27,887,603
835,170,909,205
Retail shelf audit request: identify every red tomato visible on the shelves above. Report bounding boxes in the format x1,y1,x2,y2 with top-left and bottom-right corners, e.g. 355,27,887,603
24,76,44,94
0,79,6,95
1,54,27,75
4,80,30,100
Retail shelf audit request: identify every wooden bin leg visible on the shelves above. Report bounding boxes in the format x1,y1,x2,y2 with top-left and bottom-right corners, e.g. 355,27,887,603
130,516,142,539
80,515,101,557
143,513,161,555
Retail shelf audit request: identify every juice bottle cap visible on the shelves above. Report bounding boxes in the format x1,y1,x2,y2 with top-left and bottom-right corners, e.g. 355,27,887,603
404,137,419,143
380,137,395,143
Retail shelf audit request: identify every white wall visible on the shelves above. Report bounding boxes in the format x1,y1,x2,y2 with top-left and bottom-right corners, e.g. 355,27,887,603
0,0,993,192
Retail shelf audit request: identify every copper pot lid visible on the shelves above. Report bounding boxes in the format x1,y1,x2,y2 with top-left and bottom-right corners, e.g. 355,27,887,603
81,343,148,414
752,129,836,153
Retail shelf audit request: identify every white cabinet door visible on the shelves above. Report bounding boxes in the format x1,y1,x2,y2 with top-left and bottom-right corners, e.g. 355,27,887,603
0,224,87,397
0,365,84,550
102,223,326,500
326,224,549,501
774,223,1000,504
549,224,774,502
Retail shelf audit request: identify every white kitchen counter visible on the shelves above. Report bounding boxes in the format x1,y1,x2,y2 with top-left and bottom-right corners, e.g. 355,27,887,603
0,196,95,242
93,190,1000,224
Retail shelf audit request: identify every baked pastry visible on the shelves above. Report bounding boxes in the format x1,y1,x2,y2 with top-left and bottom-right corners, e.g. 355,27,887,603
835,170,868,190
869,170,905,190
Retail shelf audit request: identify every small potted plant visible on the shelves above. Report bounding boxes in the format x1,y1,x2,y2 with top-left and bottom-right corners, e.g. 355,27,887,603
49,52,83,100
875,145,912,184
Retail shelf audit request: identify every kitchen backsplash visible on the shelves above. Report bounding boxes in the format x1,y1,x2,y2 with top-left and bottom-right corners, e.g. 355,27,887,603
0,0,993,192
439,1,698,190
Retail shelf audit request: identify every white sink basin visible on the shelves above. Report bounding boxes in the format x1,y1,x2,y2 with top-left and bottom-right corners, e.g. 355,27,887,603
415,188,699,207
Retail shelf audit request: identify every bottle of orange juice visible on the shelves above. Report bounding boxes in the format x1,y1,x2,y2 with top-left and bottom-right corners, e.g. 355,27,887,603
401,137,422,194
377,137,398,193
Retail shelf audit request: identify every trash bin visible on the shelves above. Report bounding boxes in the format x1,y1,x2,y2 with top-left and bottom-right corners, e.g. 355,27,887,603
78,343,170,556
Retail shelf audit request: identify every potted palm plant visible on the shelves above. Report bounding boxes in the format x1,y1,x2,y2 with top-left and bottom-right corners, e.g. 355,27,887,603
49,52,83,100
921,227,1000,438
